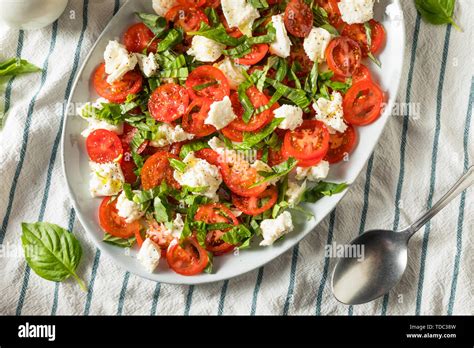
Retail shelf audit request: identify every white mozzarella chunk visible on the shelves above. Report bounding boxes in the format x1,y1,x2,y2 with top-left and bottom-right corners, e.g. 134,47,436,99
251,160,278,185
205,96,237,130
295,160,330,182
187,36,226,63
137,238,161,273
269,15,292,58
135,52,159,77
313,91,348,134
221,0,260,36
214,57,248,90
303,27,332,63
286,179,307,206
152,0,178,17
116,191,145,223
173,152,223,200
208,136,226,154
260,211,294,246
104,40,137,84
89,161,124,197
338,0,374,24
274,104,304,131
149,123,194,147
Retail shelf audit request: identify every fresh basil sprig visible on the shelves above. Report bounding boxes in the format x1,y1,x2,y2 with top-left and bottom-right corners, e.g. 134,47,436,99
103,233,136,248
135,12,168,36
302,182,348,203
414,0,461,31
250,157,298,188
21,222,86,291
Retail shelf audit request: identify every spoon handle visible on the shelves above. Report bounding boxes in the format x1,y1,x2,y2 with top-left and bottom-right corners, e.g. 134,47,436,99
406,165,474,237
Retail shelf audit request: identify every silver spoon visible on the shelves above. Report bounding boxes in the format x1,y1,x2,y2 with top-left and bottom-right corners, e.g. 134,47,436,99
331,165,474,305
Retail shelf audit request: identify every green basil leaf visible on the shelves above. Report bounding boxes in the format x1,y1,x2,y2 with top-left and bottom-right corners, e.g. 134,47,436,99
189,23,244,46
122,183,134,200
193,81,218,91
249,0,269,9
204,7,220,27
0,58,41,77
135,12,168,36
157,29,183,52
249,157,298,188
154,196,170,223
221,224,253,245
203,252,214,274
238,80,255,123
237,117,283,150
103,233,136,248
304,61,319,98
168,158,187,172
179,140,211,159
414,0,461,30
302,182,348,203
21,222,86,291
265,78,311,109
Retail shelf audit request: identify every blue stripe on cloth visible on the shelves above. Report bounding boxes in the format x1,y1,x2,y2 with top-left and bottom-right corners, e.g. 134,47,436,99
415,25,452,315
250,267,264,315
114,0,121,14
348,153,375,315
315,210,336,315
51,208,76,315
83,249,101,315
150,282,161,315
1,31,24,130
217,280,229,315
0,30,25,245
184,286,194,315
447,76,473,315
16,1,89,316
116,272,130,315
381,13,422,315
282,244,299,315
14,22,59,316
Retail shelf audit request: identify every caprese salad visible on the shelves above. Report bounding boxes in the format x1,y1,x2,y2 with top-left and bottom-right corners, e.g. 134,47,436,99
78,0,385,276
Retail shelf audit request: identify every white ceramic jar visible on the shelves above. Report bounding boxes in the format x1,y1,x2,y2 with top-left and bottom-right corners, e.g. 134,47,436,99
0,0,68,30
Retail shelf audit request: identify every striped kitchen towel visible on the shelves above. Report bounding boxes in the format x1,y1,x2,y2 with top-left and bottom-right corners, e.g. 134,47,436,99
0,0,472,315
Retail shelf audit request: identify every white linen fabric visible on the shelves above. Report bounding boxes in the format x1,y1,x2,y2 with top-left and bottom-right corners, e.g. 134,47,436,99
0,0,472,315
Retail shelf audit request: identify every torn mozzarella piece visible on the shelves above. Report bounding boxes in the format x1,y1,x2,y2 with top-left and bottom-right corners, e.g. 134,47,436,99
104,40,137,84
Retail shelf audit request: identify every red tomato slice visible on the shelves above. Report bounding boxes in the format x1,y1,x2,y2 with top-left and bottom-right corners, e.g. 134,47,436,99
268,146,286,167
123,22,159,53
284,0,313,38
316,0,343,28
148,83,189,123
93,63,143,103
288,44,314,78
219,160,269,197
167,237,209,276
182,98,216,137
195,203,238,255
195,148,220,166
120,123,148,154
141,151,181,190
227,88,274,132
341,20,386,56
220,13,243,38
232,186,278,216
165,6,209,32
221,126,244,142
326,37,362,78
186,65,230,101
99,197,140,239
282,120,330,161
343,80,384,126
235,44,269,65
86,129,123,163
204,0,221,7
324,125,357,163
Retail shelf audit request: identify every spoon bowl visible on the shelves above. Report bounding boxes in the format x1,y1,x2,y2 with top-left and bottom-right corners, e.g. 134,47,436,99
331,230,409,305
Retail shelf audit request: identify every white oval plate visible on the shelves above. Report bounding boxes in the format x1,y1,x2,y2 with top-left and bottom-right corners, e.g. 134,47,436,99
62,0,405,285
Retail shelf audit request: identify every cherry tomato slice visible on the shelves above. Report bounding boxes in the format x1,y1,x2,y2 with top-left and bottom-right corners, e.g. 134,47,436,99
221,126,244,142
204,0,221,8
123,22,159,53
316,0,343,28
120,123,148,154
219,160,269,197
166,237,209,276
93,63,143,103
227,88,274,132
195,148,220,166
235,44,269,65
282,120,330,161
284,0,313,38
86,129,123,163
148,83,190,123
141,151,181,190
186,65,230,101
324,124,357,163
232,186,278,216
341,20,386,56
343,80,384,126
195,203,238,255
182,98,216,137
220,13,243,38
326,37,362,78
268,146,286,167
288,44,314,78
165,6,209,32
99,197,140,239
